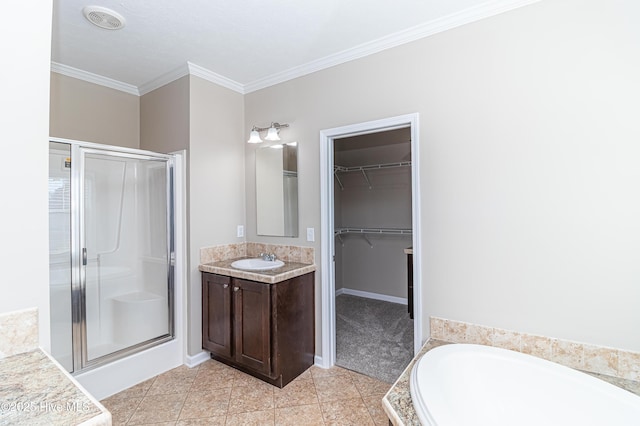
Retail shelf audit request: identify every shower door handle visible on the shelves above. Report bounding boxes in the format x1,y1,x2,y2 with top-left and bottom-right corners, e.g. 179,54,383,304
82,248,87,266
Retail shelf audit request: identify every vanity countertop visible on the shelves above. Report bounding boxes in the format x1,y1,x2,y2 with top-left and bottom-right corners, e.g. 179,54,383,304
404,247,413,255
0,349,111,425
199,258,315,284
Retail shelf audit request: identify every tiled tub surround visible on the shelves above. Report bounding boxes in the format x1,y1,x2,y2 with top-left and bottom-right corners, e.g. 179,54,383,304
383,320,640,426
0,309,111,425
430,316,640,382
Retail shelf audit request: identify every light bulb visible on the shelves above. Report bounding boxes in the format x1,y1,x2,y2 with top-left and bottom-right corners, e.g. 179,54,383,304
247,130,262,143
265,126,280,141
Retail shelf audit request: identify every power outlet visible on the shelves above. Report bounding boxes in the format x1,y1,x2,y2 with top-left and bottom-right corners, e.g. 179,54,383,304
306,227,315,242
237,225,244,238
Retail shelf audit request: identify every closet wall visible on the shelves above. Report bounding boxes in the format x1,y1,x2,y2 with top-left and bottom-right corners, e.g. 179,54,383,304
334,128,412,301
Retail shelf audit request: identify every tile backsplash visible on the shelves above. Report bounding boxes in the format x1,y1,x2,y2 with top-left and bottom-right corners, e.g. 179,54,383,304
430,316,640,382
200,242,314,265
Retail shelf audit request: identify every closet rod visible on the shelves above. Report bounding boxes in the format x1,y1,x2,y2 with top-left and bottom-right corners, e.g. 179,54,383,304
334,161,412,173
334,227,412,235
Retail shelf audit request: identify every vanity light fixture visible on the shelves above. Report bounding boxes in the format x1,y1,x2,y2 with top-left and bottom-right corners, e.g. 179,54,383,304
247,122,289,143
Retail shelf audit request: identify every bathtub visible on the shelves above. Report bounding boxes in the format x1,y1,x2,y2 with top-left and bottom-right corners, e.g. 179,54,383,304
410,343,640,426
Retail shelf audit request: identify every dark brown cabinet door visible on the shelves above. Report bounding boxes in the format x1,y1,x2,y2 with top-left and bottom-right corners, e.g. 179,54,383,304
233,278,272,376
202,273,233,358
202,271,314,387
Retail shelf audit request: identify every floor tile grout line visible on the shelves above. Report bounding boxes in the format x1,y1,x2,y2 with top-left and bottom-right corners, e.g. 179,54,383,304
175,363,204,423
114,362,389,425
308,371,328,425
122,375,156,426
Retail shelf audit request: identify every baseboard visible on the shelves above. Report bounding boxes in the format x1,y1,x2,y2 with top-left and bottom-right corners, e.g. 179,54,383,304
191,349,322,370
185,350,210,368
336,288,407,305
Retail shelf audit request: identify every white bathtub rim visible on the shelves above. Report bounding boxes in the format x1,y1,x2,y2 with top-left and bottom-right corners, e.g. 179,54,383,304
410,343,640,426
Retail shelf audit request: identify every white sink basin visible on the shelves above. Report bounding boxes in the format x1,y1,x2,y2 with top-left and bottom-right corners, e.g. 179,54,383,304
231,258,284,271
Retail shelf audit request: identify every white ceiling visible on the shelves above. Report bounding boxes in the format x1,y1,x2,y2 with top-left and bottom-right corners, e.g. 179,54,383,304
51,0,538,95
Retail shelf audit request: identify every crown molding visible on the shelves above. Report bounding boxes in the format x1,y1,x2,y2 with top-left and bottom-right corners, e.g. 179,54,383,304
50,62,140,96
187,62,245,94
51,0,539,96
138,64,190,96
243,0,540,93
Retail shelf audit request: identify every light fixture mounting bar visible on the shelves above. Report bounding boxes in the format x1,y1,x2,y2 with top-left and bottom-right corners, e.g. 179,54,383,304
252,122,289,132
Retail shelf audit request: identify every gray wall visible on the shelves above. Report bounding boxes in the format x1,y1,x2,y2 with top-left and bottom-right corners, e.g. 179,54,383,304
245,0,640,353
335,141,412,299
187,76,245,355
141,75,246,355
51,72,140,149
140,76,189,154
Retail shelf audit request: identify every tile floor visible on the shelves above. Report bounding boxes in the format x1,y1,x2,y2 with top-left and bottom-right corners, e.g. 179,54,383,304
100,359,392,425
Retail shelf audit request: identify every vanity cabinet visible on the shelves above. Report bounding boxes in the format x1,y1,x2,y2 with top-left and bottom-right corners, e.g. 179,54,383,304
202,271,314,387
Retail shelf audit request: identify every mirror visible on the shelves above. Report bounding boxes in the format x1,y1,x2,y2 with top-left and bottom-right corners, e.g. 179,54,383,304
256,143,299,237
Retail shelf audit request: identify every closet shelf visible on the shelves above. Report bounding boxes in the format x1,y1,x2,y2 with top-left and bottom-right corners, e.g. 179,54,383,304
334,227,412,248
334,161,412,173
334,161,411,190
334,227,412,235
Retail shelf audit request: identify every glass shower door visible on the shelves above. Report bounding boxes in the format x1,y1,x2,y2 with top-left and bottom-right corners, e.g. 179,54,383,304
78,148,173,368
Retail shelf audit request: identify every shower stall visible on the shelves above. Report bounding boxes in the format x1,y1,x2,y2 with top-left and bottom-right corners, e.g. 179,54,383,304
49,140,176,374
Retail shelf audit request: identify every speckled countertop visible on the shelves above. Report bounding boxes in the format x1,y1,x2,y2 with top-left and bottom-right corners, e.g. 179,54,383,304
199,258,315,284
383,339,640,426
383,339,449,426
0,349,111,425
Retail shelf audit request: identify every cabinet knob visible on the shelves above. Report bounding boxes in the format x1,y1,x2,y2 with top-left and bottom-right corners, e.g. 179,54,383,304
233,286,240,292
223,284,229,289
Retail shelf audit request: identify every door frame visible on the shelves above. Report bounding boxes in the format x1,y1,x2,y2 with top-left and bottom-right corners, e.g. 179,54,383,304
73,145,175,370
319,113,422,368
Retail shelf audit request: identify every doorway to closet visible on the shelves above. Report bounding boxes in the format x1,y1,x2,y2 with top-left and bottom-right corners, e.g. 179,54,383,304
319,113,422,385
333,127,413,383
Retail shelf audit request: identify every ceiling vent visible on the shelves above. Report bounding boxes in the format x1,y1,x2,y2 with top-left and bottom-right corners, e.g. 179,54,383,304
82,6,126,30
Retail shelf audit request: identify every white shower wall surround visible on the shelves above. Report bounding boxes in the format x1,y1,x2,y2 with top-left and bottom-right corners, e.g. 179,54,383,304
431,316,640,382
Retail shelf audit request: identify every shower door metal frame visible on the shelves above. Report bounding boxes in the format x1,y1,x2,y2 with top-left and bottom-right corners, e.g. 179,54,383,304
65,141,176,374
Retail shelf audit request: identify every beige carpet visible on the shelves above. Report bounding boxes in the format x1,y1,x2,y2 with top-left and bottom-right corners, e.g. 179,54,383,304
335,294,413,384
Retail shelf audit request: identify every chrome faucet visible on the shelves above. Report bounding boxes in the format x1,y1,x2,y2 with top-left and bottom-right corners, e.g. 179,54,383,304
260,252,277,262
